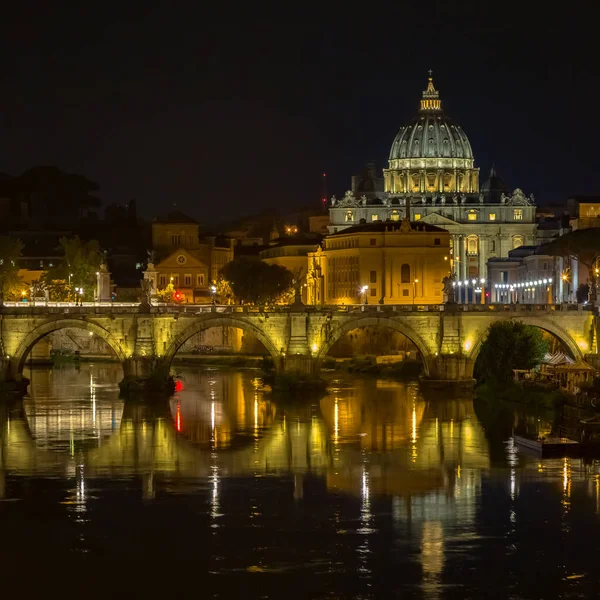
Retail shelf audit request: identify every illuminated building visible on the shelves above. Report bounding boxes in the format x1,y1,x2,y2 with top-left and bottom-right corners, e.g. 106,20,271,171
307,219,449,305
328,75,538,279
150,212,233,302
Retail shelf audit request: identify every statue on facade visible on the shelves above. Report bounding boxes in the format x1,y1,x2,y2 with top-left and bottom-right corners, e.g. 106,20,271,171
452,194,458,205
460,194,467,205
421,195,427,205
442,274,456,304
431,195,437,205
146,249,156,264
360,195,367,206
440,195,446,205
331,195,337,206
479,193,484,202
500,193,508,204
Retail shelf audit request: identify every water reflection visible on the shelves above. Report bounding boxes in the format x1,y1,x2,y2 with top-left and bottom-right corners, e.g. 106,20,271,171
2,365,600,596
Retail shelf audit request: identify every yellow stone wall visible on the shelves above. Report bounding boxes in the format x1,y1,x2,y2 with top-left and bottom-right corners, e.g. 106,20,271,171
307,224,450,305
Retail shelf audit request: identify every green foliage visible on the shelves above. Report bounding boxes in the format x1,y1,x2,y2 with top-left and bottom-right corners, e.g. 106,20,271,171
157,282,176,303
44,236,103,301
474,321,549,384
0,236,24,303
220,258,294,305
542,228,600,301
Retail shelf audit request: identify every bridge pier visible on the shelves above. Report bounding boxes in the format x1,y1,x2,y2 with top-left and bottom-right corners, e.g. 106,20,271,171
120,357,174,397
422,354,476,391
282,354,319,375
0,358,29,396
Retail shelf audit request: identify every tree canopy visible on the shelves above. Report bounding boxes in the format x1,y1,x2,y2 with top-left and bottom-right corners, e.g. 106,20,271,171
0,236,24,303
541,228,600,301
220,258,294,304
43,236,103,301
474,321,549,384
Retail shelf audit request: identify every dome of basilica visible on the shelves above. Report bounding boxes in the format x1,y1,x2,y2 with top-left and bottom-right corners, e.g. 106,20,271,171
389,76,474,161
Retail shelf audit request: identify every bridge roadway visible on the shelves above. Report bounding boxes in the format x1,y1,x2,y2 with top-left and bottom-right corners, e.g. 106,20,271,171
0,302,597,391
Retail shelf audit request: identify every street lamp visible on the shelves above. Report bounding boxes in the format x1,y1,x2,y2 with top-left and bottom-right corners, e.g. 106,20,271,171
210,284,217,305
412,278,419,305
360,285,369,305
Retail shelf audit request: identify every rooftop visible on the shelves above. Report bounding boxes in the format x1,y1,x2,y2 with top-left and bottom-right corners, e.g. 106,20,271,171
330,220,447,236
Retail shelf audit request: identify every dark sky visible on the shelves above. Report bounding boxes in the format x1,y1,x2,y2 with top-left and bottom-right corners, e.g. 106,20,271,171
1,2,598,225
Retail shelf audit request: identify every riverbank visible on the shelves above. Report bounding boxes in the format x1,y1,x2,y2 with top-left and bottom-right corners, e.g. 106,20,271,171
321,356,423,380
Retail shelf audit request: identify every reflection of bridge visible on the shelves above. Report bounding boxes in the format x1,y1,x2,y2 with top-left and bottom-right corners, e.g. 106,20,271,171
0,393,491,501
0,303,597,389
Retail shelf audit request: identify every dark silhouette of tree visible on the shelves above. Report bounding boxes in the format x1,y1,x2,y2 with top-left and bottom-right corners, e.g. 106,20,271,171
541,228,600,303
0,236,23,304
0,166,100,227
220,258,293,304
474,321,548,384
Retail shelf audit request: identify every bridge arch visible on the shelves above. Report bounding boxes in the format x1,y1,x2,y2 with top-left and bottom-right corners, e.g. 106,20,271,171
162,314,281,367
12,318,127,374
467,316,584,364
317,315,433,375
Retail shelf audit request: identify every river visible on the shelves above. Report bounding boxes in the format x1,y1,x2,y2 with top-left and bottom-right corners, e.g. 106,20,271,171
1,364,599,598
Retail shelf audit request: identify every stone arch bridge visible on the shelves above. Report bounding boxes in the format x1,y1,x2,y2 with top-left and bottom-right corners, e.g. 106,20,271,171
0,304,597,391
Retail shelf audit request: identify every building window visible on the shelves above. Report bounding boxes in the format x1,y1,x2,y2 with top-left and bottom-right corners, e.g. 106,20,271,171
171,275,179,286
401,263,411,283
371,214,379,222
434,238,440,246
513,208,523,221
491,240,496,252
171,234,181,246
403,289,409,297
414,213,421,220
370,270,377,283
370,238,376,246
188,235,195,246
184,274,192,286
467,236,478,255
370,288,377,297
159,275,167,287
345,210,354,222
467,211,477,221
391,210,400,221
197,274,204,286
513,235,524,249
489,213,496,221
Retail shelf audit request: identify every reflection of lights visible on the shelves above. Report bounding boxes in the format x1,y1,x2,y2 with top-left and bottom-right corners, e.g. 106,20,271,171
464,339,472,352
254,396,259,438
411,401,418,462
334,398,339,445
577,340,588,351
176,400,182,432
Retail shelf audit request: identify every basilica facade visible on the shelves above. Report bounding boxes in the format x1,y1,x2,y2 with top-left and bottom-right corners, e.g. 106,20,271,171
328,75,537,279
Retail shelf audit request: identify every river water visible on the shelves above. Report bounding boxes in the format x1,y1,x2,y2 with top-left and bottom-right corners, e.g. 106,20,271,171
1,364,599,598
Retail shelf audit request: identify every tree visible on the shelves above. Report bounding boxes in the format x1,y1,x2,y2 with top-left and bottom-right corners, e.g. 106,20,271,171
541,228,600,303
474,321,549,384
0,236,24,304
220,258,294,304
44,236,103,301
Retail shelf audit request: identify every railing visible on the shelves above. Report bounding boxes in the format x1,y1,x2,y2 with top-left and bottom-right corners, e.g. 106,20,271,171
0,301,596,317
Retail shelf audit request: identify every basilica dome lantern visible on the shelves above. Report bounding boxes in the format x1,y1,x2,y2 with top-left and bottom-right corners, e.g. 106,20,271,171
384,74,479,196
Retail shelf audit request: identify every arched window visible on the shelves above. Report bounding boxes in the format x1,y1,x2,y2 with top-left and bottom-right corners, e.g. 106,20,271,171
390,210,400,221
513,235,524,249
401,263,411,283
467,236,478,254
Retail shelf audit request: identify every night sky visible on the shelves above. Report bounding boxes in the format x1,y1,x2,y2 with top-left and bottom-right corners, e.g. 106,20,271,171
1,2,597,225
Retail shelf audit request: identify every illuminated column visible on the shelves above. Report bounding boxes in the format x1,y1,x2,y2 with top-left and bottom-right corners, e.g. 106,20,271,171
479,235,487,279
460,235,467,281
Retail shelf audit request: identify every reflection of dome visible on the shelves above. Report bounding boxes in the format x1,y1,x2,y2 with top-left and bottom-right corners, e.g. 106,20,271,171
389,76,474,161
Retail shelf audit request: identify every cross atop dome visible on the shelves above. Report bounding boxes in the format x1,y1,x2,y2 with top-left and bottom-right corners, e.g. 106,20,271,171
420,71,441,111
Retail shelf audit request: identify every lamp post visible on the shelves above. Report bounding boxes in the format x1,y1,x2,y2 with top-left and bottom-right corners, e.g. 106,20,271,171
562,271,570,303
360,285,369,305
412,278,418,305
210,284,217,305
